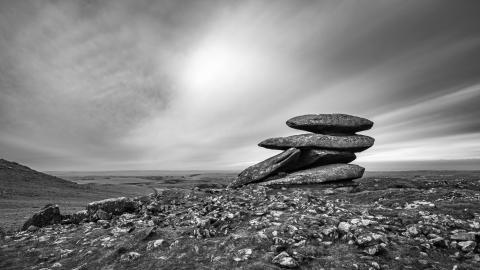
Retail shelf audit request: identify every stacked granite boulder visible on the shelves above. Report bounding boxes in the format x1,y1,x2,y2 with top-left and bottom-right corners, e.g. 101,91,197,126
228,114,374,188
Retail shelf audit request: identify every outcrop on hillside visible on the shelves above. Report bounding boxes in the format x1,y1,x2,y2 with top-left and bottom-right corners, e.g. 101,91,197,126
229,113,374,188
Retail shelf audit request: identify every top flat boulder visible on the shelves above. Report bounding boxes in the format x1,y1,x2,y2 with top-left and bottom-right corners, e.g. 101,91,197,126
286,114,373,134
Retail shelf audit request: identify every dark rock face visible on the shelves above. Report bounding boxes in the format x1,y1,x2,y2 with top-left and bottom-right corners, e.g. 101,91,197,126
258,164,365,187
282,149,356,172
22,204,62,231
87,197,138,216
286,114,373,134
228,148,301,188
258,134,374,152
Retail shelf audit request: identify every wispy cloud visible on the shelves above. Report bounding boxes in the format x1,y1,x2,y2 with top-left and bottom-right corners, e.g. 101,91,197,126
0,0,479,170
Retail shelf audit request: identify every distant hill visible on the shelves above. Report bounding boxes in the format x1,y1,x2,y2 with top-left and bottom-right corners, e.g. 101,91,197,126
0,158,79,197
0,158,150,231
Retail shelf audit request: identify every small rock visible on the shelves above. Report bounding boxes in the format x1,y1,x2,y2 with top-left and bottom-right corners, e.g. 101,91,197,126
338,222,351,233
450,232,476,241
418,259,429,265
407,226,419,236
233,248,253,261
356,234,373,247
430,237,448,248
457,241,476,252
22,204,62,230
27,225,39,232
272,251,298,268
147,239,166,250
120,252,141,262
95,209,112,221
364,244,384,256
321,226,337,237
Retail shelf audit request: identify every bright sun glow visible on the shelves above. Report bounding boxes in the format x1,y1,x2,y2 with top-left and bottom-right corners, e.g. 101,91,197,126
182,39,256,89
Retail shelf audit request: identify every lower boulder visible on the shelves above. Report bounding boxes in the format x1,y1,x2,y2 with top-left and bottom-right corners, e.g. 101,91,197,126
22,204,62,231
258,164,364,187
228,148,301,188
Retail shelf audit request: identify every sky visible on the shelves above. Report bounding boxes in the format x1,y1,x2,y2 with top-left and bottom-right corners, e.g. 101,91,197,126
0,0,480,171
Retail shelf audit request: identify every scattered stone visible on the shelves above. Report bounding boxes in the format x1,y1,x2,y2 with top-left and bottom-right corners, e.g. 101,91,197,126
272,251,298,268
286,113,373,134
69,210,88,224
27,225,39,232
258,134,374,152
147,239,166,250
233,248,253,261
22,204,62,231
430,237,448,248
120,252,141,262
371,261,380,269
450,232,476,241
94,209,112,221
407,225,419,236
364,244,385,256
458,241,476,252
338,221,351,233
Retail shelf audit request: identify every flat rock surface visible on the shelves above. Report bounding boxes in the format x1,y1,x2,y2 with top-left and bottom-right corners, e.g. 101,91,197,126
229,148,301,188
286,114,373,134
2,171,480,269
259,134,374,152
259,164,365,187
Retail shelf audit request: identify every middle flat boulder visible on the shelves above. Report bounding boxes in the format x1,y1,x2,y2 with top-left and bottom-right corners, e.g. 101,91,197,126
259,134,374,152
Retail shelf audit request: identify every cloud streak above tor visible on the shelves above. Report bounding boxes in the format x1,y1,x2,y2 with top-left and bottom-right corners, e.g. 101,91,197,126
0,0,479,171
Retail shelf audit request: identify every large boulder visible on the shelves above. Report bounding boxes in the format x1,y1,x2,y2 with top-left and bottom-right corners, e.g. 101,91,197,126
87,197,138,216
282,149,356,172
258,164,365,187
258,134,374,152
228,148,301,188
286,114,373,134
22,204,62,230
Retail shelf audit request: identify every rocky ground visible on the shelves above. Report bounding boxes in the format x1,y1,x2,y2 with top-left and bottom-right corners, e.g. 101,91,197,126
1,172,480,270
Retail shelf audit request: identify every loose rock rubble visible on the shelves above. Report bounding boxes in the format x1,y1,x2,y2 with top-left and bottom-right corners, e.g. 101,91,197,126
1,174,480,269
229,113,374,188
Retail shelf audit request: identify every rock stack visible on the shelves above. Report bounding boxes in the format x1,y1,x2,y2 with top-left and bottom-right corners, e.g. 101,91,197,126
228,114,374,188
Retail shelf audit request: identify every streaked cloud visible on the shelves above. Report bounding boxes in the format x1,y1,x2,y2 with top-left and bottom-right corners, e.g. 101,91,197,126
0,0,479,170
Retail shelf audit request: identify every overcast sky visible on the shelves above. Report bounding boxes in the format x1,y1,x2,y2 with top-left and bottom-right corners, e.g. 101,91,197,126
1,0,479,171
